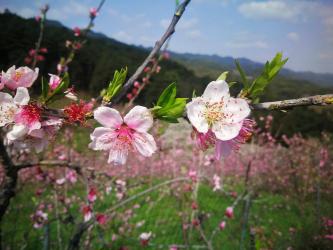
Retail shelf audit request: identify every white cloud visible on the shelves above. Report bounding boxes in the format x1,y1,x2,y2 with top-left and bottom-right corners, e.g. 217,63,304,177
113,31,132,43
238,1,318,22
226,40,268,49
287,32,299,42
186,29,202,38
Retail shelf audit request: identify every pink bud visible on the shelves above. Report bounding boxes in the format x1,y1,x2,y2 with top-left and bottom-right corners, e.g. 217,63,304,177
219,221,226,230
191,202,198,210
142,77,149,84
156,66,161,73
134,81,141,88
24,57,32,65
29,49,36,57
225,207,233,219
144,66,151,73
126,93,133,100
89,7,98,18
88,187,97,203
163,52,170,60
73,27,81,37
132,88,138,95
39,47,48,53
96,214,107,225
35,15,41,22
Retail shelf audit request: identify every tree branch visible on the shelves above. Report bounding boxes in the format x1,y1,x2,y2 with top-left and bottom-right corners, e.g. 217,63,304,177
0,135,17,222
251,94,333,110
108,0,191,105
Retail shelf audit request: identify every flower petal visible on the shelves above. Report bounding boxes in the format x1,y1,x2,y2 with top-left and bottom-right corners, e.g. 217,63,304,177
93,107,122,128
124,106,153,132
223,97,250,124
0,92,13,104
108,149,128,165
133,132,157,157
89,127,115,150
202,80,229,103
7,124,29,141
212,121,242,141
186,98,209,133
14,87,30,105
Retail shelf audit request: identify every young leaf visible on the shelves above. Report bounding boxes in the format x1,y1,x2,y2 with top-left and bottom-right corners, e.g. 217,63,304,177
156,82,176,108
248,52,288,101
217,71,229,81
104,68,127,102
41,77,49,100
235,60,249,89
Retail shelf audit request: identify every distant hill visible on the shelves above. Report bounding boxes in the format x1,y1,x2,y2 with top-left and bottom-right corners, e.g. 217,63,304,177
1,11,333,136
170,52,333,87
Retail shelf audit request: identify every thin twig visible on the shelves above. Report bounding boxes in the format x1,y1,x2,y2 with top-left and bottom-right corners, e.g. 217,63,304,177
108,0,191,105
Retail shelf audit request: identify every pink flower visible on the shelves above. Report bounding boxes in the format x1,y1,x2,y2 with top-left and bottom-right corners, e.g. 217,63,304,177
64,101,93,124
325,234,333,240
8,117,62,153
170,246,178,250
186,80,250,141
188,170,197,182
96,214,107,225
219,221,226,230
48,74,61,90
82,205,92,222
73,27,81,37
88,187,97,203
89,106,157,165
225,207,233,219
89,7,98,18
139,232,152,246
31,210,48,229
1,66,39,90
213,174,221,191
66,170,77,183
0,87,29,127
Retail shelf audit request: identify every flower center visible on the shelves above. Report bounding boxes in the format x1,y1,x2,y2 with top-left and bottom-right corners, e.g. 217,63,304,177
116,124,135,145
18,104,41,125
0,104,17,125
204,102,225,126
14,72,23,81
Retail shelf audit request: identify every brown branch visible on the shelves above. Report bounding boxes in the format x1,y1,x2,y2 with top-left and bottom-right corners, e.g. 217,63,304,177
32,5,48,68
0,135,17,222
107,0,191,105
251,94,333,110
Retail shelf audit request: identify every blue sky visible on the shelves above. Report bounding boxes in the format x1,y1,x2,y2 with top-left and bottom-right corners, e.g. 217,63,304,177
1,0,333,73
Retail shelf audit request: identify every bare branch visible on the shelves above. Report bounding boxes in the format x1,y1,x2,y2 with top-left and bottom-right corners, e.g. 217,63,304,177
251,94,333,110
107,0,191,105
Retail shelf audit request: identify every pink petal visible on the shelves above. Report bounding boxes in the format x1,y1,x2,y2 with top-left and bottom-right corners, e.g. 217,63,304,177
124,106,153,133
132,132,157,157
202,80,229,103
212,121,242,141
223,97,250,124
14,87,30,105
108,149,128,165
93,107,122,128
186,98,209,133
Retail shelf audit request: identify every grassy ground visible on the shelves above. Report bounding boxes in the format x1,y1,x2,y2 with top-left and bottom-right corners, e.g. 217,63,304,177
2,180,333,250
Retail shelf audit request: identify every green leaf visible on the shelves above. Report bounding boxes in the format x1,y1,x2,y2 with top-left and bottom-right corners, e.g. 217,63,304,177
156,82,176,108
41,77,49,100
248,52,288,101
235,60,249,89
217,71,229,81
153,83,187,123
175,0,180,6
104,68,127,102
